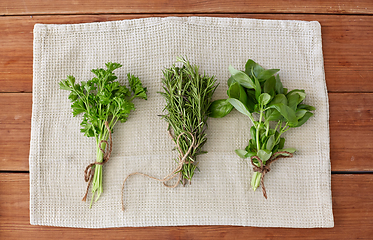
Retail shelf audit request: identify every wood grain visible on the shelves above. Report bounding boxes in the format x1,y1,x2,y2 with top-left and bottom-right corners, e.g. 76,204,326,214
0,93,31,171
0,0,372,15
329,93,373,171
1,0,372,239
1,93,373,171
0,14,373,93
1,173,372,239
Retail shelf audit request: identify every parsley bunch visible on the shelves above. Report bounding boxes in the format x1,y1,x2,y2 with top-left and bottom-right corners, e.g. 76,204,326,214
59,62,147,207
209,59,315,197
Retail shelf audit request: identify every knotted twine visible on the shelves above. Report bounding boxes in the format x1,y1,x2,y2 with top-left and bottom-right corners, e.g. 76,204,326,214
121,131,195,211
251,151,293,199
82,121,112,202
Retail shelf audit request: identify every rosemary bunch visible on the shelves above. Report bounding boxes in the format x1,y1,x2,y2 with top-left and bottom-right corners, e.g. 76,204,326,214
159,57,218,185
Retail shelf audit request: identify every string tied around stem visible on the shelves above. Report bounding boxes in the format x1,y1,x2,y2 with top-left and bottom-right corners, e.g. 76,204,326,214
82,121,112,202
250,151,293,199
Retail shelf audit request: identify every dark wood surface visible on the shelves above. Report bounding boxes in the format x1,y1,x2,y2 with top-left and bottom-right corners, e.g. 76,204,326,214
1,1,372,239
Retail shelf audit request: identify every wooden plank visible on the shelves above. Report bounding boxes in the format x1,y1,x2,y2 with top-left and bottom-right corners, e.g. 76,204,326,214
0,93,31,171
1,14,372,93
1,93,373,171
329,93,373,171
0,173,372,239
1,0,372,15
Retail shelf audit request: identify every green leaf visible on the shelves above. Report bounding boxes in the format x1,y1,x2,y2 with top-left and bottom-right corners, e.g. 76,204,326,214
268,103,298,126
245,59,257,75
245,151,256,158
287,93,300,110
298,104,316,111
286,89,305,96
253,75,262,102
71,99,86,116
105,62,122,72
257,149,272,162
84,82,93,93
294,91,306,103
293,112,313,128
257,69,280,81
229,65,255,89
296,92,306,104
287,90,306,109
67,75,75,86
266,135,275,151
272,151,293,158
59,80,72,91
295,109,307,119
259,93,271,106
97,90,112,105
275,74,284,94
259,126,266,140
272,145,279,155
68,92,78,101
245,90,257,113
253,64,264,78
228,82,248,104
250,126,256,142
280,148,296,153
268,94,287,106
227,98,252,118
208,99,233,118
263,76,276,96
80,117,95,137
114,85,131,98
235,149,249,159
128,73,148,100
245,59,264,78
265,108,282,122
246,139,257,153
278,137,285,149
227,76,236,87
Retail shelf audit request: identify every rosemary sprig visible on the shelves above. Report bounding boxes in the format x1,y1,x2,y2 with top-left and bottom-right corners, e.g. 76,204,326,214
159,57,218,185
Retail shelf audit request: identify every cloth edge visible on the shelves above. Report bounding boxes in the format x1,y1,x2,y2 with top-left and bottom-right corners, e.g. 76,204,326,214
29,16,334,229
31,16,322,34
311,21,334,228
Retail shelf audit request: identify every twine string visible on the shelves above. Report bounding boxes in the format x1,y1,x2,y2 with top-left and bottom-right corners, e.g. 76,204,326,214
121,131,195,211
251,151,293,199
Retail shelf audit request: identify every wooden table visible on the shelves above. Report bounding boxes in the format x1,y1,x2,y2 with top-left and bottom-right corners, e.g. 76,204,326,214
1,1,372,239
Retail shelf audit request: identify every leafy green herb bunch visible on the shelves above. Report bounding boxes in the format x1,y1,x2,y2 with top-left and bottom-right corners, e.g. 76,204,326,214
209,59,315,198
159,57,219,186
59,62,147,207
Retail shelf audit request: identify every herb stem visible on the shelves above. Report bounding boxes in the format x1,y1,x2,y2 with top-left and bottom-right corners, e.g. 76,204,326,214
256,104,264,151
265,122,269,137
274,120,281,133
256,122,260,151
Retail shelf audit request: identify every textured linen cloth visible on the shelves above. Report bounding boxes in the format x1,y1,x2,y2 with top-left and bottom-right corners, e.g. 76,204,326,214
30,17,333,228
